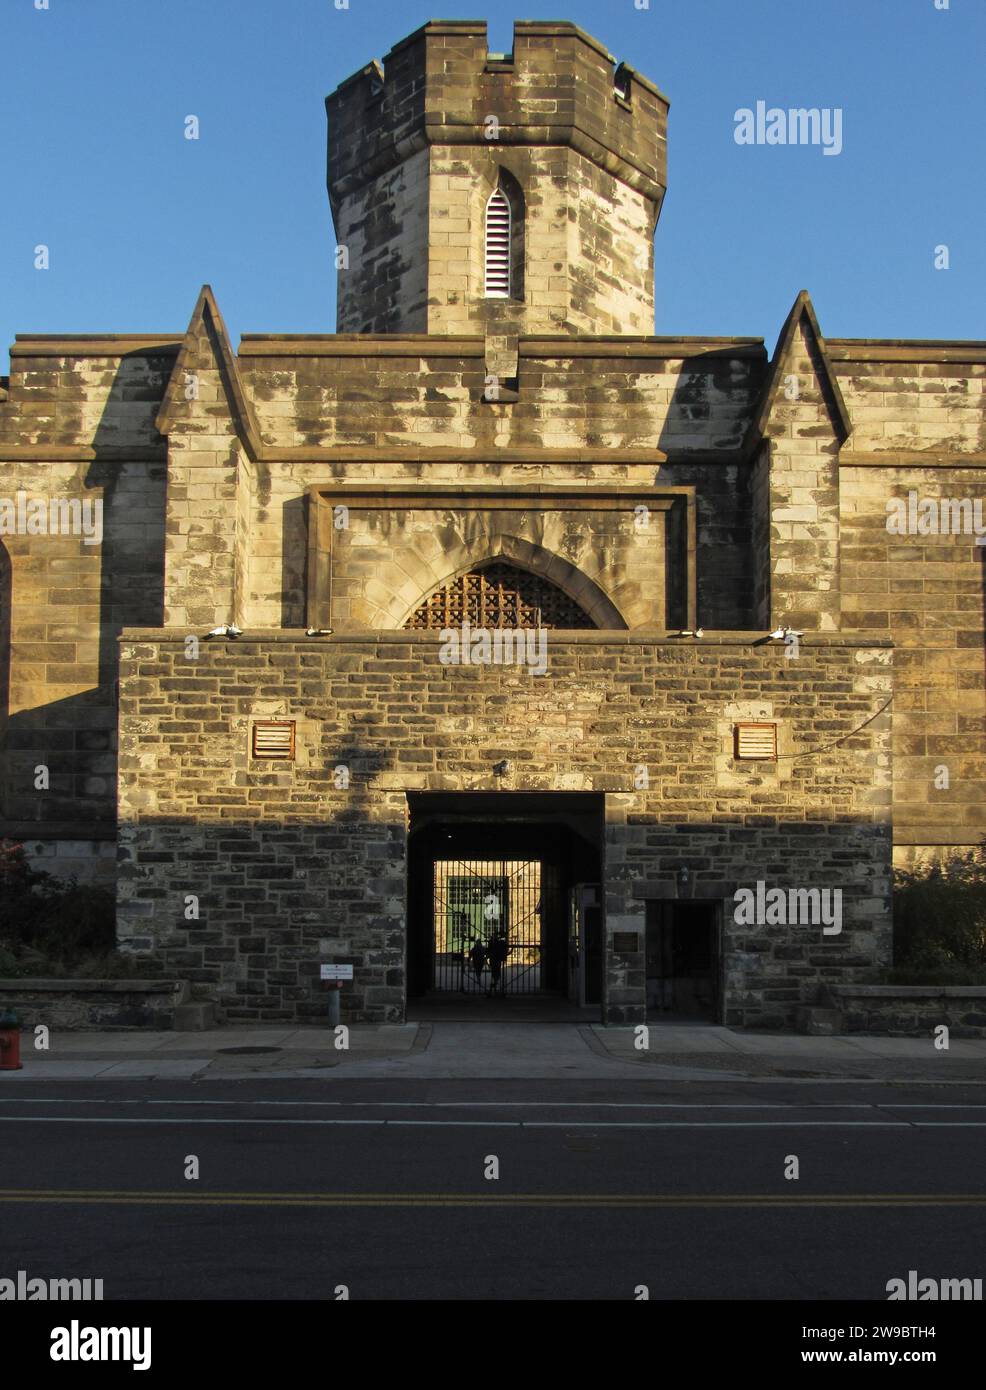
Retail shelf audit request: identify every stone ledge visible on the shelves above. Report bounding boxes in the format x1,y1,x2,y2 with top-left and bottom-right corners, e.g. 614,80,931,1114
827,340,986,363
118,627,895,649
0,979,187,1031
0,446,166,462
1,979,178,995
831,985,986,1000
820,984,986,1038
10,336,181,357
518,337,764,358
839,450,986,468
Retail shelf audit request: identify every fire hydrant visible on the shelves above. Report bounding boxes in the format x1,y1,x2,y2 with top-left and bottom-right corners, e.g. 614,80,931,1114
0,1009,23,1070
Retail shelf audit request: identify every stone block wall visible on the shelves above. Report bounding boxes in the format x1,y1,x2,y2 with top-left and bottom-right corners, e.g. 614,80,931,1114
762,311,844,632
18,836,117,889
841,461,986,859
834,352,986,454
833,344,986,861
0,342,174,453
331,148,430,336
2,316,983,896
236,339,763,452
234,339,764,631
117,632,892,1025
423,144,656,337
0,978,183,1031
824,985,986,1038
0,342,173,848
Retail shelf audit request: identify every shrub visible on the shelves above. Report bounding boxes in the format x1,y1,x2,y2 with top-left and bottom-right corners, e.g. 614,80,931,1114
893,841,986,977
0,839,117,973
27,883,117,961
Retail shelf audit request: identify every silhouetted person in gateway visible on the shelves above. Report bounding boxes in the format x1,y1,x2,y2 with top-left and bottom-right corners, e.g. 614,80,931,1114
487,932,509,996
468,938,487,990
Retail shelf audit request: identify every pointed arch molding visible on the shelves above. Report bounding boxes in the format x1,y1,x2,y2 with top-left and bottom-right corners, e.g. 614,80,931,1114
306,485,697,633
399,544,615,629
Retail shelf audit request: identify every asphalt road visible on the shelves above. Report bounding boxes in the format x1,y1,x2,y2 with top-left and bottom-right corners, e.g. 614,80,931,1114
1,1077,985,1300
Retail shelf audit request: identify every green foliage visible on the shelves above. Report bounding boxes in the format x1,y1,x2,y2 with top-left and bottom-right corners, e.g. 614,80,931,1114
0,838,118,976
893,841,986,978
28,883,117,961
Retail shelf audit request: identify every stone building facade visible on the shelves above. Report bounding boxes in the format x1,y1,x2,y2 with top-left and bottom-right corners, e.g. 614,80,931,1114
1,19,984,1025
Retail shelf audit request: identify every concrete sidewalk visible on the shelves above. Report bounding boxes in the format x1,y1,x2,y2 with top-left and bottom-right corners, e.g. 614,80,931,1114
4,1022,985,1081
591,1024,986,1081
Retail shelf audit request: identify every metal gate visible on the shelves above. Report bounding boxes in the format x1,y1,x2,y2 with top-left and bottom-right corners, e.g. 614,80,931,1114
432,860,544,993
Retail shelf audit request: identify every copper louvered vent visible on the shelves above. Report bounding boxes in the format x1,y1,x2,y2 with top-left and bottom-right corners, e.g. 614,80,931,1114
734,722,778,761
404,562,595,631
252,720,296,760
484,188,511,297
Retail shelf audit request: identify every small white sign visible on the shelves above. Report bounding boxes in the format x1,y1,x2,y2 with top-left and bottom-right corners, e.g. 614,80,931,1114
320,964,353,981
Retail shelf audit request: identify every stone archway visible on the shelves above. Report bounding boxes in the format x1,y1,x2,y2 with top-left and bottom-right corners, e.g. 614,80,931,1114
389,533,628,630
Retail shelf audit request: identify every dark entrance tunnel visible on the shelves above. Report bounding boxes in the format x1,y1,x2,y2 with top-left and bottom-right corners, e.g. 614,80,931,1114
406,792,604,1013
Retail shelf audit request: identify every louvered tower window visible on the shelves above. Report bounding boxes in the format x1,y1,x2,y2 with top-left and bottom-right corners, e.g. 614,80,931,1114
484,189,511,298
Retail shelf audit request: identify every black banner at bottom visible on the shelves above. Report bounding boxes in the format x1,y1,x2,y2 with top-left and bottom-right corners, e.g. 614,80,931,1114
2,1299,980,1375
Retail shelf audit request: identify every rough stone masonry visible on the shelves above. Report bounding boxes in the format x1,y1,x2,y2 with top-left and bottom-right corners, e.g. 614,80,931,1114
0,19,984,1025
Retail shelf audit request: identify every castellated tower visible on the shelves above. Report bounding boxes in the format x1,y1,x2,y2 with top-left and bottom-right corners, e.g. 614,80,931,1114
325,19,669,336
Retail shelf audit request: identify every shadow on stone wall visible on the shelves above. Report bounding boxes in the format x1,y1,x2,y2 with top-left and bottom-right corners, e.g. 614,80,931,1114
1,354,167,840
116,801,892,1028
656,349,763,629
280,492,307,628
118,733,404,1022
981,544,986,707
0,541,10,813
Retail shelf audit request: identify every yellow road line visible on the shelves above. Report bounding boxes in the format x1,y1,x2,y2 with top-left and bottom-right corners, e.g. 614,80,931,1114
0,1190,984,1209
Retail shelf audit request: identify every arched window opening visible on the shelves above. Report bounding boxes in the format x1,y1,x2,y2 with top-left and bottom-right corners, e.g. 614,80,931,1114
484,171,525,302
404,561,596,631
484,189,511,298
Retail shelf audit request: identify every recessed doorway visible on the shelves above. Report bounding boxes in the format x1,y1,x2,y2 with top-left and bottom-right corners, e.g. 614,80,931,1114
645,901,721,1022
406,792,604,1019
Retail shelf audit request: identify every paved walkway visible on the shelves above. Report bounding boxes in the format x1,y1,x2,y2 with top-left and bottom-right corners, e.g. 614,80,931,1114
4,1022,985,1081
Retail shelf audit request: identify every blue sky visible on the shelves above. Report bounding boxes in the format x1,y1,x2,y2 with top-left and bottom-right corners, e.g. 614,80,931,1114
1,0,982,358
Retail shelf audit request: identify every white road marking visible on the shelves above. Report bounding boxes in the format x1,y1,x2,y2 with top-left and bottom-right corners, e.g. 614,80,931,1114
0,1098,881,1109
0,1115,938,1129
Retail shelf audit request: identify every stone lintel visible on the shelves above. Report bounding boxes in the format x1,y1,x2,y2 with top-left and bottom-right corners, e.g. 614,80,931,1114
118,628,895,649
